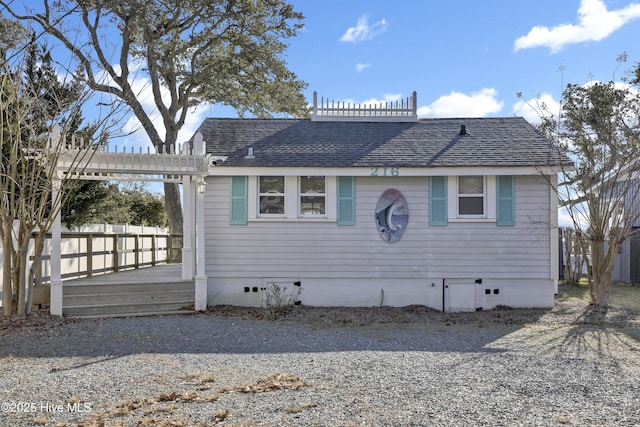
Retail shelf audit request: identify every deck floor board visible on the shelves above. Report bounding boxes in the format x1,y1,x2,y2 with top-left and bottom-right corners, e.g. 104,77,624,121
62,264,189,286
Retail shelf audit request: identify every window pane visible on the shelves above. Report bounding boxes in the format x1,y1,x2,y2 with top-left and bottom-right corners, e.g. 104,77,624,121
260,176,284,193
459,197,484,215
458,176,483,194
301,196,325,215
259,196,284,214
301,176,325,194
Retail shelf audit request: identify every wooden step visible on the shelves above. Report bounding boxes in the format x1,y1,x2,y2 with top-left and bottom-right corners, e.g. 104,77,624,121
62,280,195,318
58,265,196,318
70,310,193,319
63,289,193,306
63,300,194,317
63,281,193,295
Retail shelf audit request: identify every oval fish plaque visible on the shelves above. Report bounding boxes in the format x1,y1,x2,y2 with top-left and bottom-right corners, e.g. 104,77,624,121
375,189,409,243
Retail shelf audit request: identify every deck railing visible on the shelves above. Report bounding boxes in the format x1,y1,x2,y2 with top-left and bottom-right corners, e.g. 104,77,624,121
31,231,182,284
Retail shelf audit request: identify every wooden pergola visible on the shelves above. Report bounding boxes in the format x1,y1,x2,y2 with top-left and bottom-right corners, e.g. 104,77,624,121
50,126,213,315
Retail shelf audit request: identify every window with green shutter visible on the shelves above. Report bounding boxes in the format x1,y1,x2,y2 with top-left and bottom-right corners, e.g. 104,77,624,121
337,176,355,225
430,176,447,226
496,175,515,226
230,176,248,225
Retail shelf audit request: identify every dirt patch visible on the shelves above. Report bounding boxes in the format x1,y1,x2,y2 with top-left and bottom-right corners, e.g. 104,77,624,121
1,292,639,336
0,309,81,337
208,297,640,328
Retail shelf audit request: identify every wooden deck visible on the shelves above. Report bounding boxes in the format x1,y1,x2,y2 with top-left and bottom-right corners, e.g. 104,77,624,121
63,264,185,286
62,264,195,318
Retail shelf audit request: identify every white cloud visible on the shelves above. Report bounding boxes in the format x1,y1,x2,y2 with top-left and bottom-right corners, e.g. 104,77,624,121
340,15,388,43
512,92,561,125
514,0,640,53
355,63,372,72
357,93,403,106
417,88,503,118
334,93,402,105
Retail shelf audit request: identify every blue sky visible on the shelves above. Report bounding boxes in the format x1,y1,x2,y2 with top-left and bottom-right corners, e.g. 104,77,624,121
286,0,640,120
117,0,640,150
112,0,640,227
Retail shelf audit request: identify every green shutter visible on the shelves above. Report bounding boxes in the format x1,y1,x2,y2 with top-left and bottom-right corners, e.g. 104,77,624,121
430,176,448,226
230,176,248,225
496,175,515,226
337,176,355,225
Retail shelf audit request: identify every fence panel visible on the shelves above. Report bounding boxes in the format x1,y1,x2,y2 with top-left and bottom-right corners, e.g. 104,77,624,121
0,223,176,289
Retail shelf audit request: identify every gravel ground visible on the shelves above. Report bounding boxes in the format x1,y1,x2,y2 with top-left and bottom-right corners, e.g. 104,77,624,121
0,297,639,427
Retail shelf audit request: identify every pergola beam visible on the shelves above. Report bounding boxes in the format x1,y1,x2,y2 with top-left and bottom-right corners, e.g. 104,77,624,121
48,130,212,316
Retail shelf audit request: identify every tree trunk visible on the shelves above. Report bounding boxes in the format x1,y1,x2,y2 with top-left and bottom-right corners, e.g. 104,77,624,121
589,239,614,306
591,267,611,306
10,235,19,311
26,232,45,314
2,221,13,316
164,182,183,262
16,224,32,315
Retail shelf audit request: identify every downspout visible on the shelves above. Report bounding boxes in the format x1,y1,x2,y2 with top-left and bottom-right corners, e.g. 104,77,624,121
442,278,446,312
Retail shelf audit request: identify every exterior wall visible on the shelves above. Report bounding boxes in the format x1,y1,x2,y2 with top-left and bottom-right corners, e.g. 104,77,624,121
610,178,640,283
612,239,630,282
204,175,556,310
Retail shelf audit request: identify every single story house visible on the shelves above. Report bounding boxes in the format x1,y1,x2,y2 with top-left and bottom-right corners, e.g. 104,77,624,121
194,93,569,312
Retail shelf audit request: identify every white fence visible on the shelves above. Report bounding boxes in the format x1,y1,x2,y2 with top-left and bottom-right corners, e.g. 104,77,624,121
0,223,174,291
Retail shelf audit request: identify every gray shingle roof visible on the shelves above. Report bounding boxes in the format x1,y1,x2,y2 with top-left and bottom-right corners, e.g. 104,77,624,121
195,117,569,168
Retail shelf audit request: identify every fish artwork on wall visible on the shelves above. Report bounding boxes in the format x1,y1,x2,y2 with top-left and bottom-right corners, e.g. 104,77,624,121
375,189,409,243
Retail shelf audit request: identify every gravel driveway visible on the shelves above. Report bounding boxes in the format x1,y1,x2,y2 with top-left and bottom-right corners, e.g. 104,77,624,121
1,301,639,427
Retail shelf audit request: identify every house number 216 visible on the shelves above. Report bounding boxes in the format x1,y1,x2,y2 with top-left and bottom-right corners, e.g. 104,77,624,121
370,167,399,177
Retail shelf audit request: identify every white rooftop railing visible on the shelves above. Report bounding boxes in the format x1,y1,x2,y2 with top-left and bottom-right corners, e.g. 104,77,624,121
312,91,417,122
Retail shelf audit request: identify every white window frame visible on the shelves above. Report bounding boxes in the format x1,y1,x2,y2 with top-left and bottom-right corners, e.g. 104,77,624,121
248,176,336,221
258,176,286,217
299,176,327,217
457,175,486,218
447,175,496,222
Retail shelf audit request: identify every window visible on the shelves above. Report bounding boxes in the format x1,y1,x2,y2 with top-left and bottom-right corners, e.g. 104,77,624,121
259,176,285,215
437,175,509,224
457,176,485,216
248,176,336,221
299,176,326,216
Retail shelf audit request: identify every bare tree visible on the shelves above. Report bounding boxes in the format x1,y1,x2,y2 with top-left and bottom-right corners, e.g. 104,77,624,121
0,33,113,315
1,0,310,234
561,227,585,287
537,76,640,306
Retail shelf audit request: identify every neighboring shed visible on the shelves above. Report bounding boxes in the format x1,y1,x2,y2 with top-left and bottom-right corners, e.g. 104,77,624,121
193,93,569,311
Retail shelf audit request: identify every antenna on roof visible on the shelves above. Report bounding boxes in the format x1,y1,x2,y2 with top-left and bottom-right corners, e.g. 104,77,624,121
459,125,467,136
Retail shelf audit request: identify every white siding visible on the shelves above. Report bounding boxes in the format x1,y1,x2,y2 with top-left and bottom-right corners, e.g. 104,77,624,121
204,175,555,309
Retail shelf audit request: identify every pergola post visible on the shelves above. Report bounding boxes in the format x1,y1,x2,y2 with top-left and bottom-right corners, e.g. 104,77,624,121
194,175,208,311
193,131,208,311
50,172,63,316
181,173,194,280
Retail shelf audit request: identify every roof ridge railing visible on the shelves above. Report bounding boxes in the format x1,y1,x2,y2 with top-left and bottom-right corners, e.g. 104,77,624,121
312,91,417,122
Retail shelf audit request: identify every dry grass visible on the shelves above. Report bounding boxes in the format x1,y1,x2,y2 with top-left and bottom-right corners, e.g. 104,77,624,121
74,373,308,427
180,371,216,390
282,401,318,414
557,280,640,308
213,409,232,422
218,373,309,394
